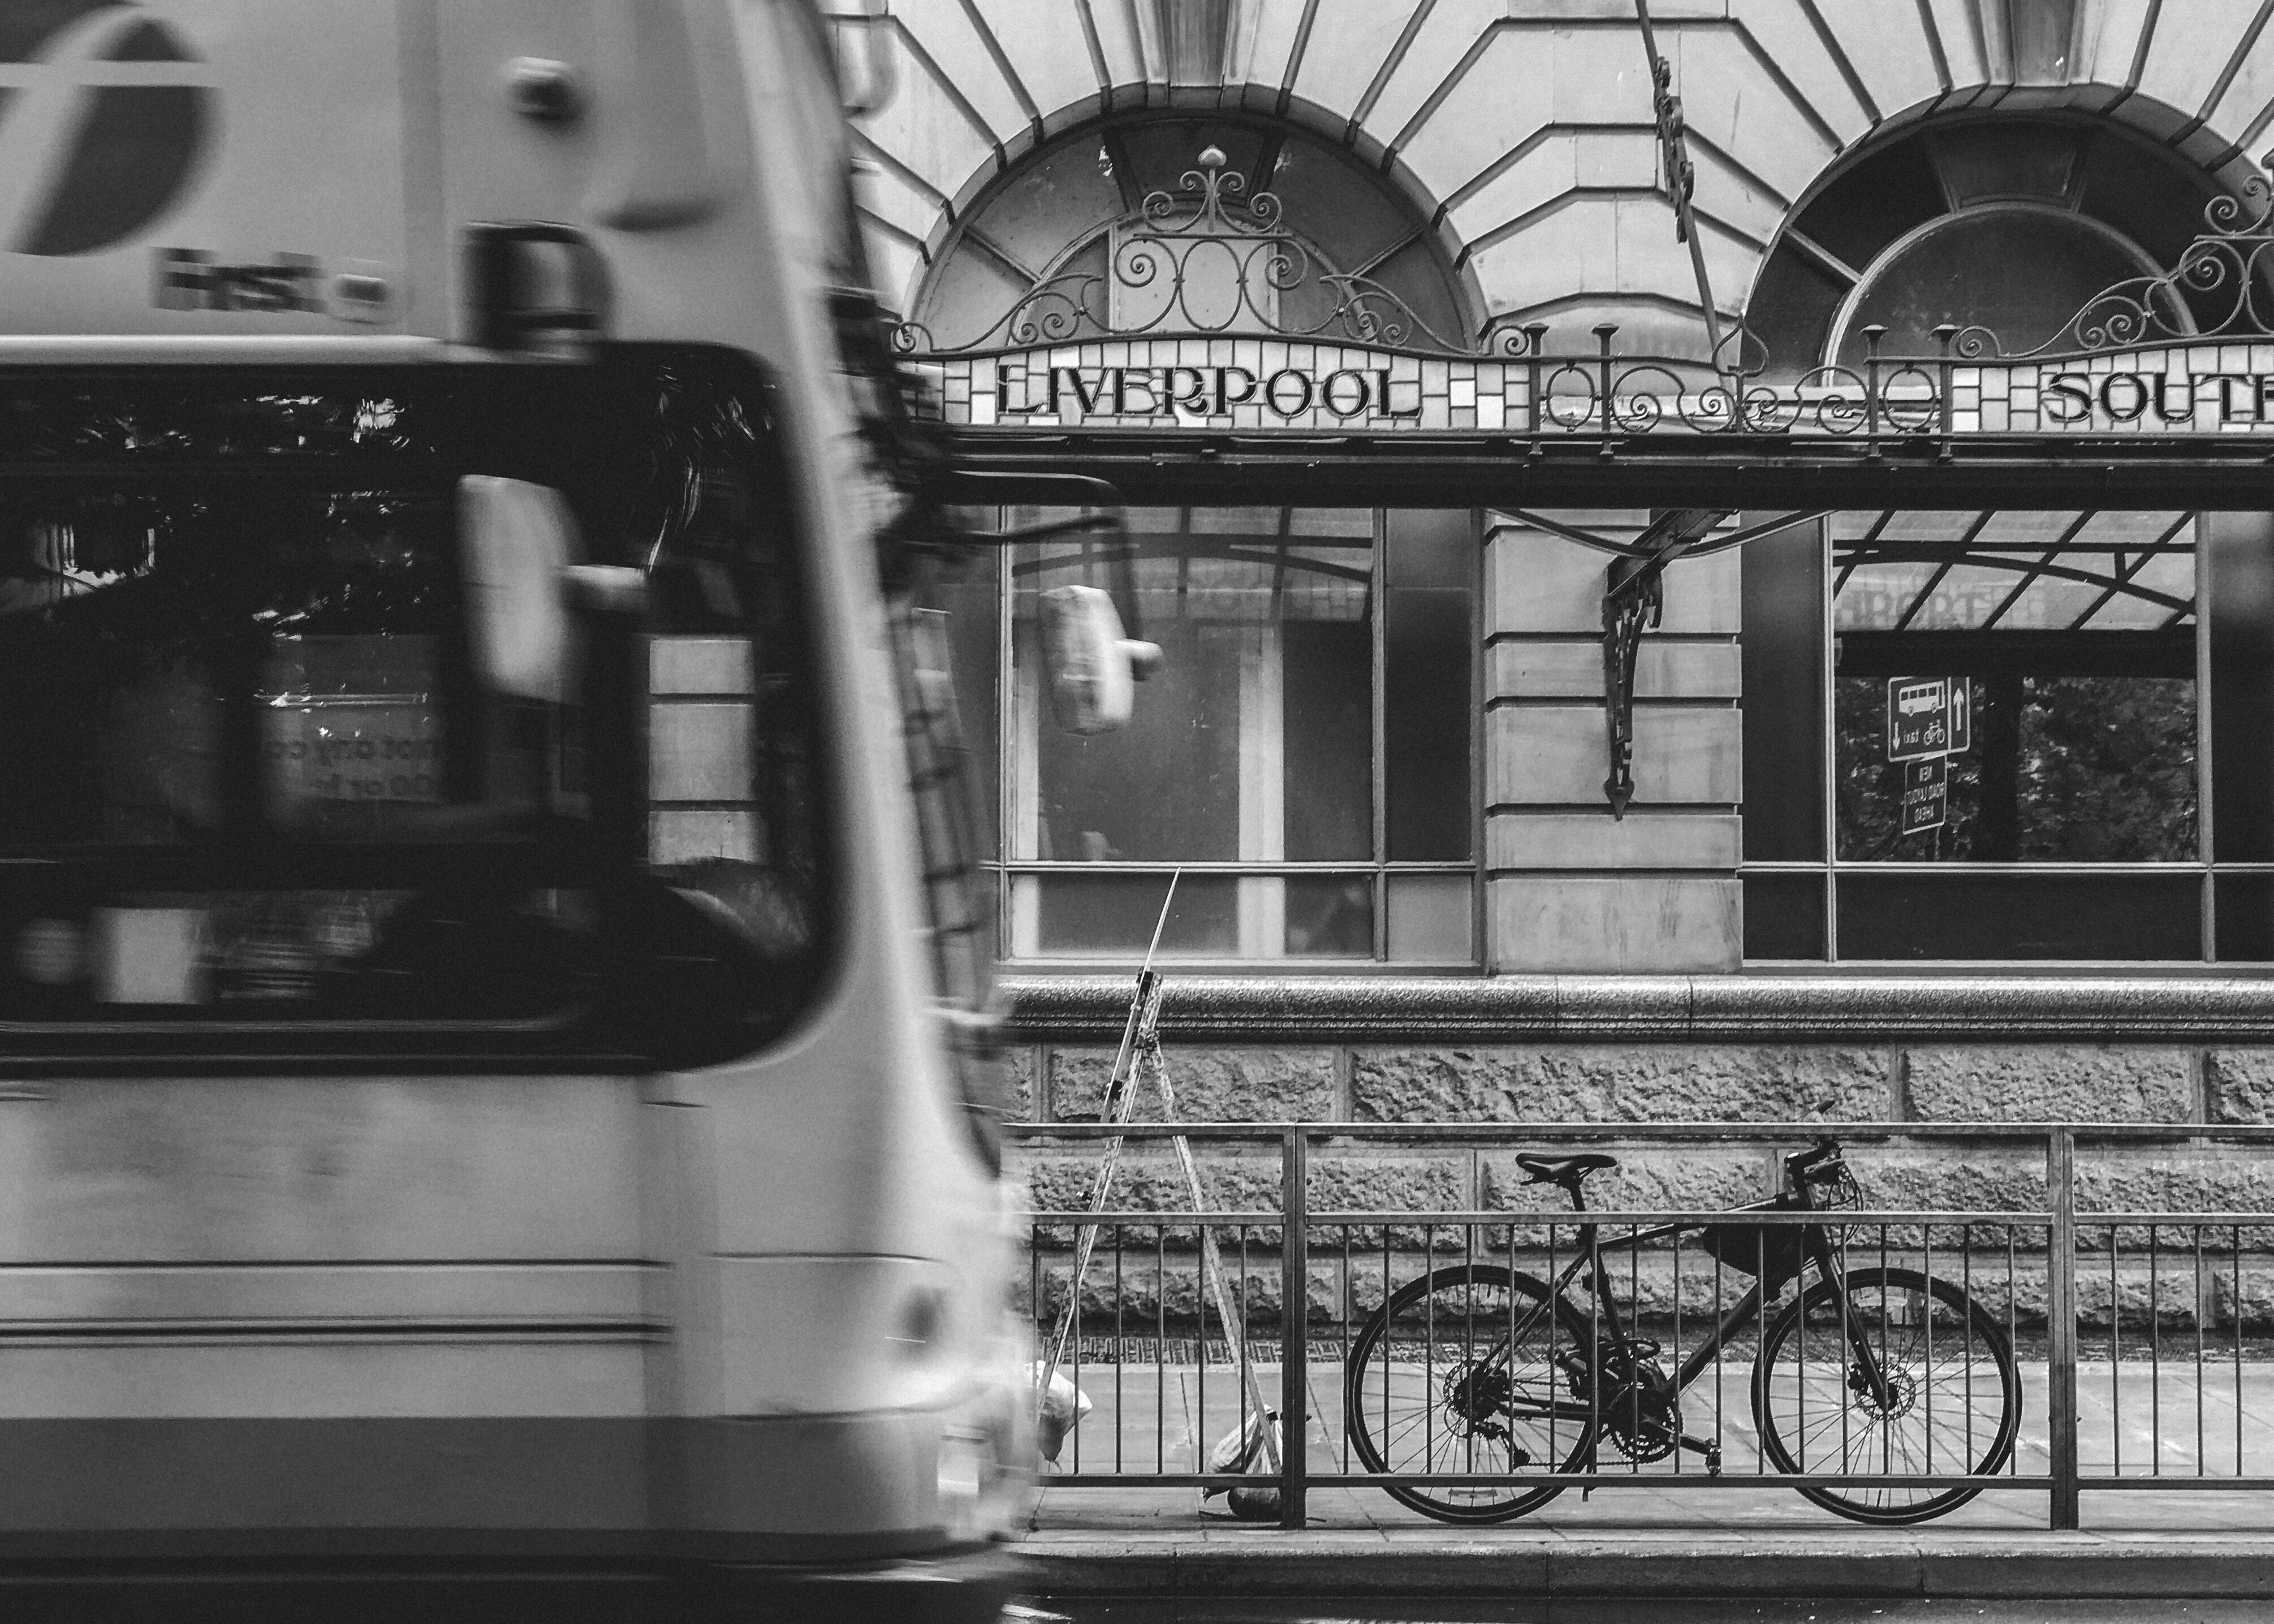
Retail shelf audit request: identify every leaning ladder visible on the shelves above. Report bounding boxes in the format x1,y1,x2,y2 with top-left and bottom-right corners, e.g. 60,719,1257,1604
1036,880,1281,1476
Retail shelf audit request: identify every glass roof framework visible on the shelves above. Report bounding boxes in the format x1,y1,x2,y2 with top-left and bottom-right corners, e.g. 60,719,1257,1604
1009,506,1375,626
1832,511,2195,636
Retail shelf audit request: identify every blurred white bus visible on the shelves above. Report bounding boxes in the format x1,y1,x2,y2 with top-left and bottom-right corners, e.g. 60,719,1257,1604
0,3,1047,1617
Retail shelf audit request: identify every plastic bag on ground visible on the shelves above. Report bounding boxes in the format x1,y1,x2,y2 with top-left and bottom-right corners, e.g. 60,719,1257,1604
1201,1407,1283,1521
1030,1360,1092,1465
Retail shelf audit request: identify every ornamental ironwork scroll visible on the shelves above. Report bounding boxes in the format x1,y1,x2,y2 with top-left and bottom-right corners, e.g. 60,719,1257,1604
1942,172,2274,360
892,146,1520,360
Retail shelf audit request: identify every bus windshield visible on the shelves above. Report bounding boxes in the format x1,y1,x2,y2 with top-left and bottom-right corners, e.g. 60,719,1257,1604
0,351,823,1052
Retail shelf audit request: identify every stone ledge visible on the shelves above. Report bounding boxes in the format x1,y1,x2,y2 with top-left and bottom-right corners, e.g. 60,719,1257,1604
1000,974,2274,1044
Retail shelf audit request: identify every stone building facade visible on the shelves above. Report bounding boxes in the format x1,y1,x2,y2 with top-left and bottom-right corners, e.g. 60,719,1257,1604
839,0,2274,1179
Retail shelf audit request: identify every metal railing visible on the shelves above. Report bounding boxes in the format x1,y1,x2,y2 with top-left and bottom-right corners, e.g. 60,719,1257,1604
1013,1121,2274,1531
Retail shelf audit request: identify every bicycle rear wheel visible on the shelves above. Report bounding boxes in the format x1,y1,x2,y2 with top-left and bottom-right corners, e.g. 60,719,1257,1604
1751,1264,2021,1525
1344,1264,1595,1524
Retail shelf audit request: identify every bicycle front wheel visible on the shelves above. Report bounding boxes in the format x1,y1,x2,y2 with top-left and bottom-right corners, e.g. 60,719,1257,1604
1752,1264,2021,1525
1344,1264,1595,1524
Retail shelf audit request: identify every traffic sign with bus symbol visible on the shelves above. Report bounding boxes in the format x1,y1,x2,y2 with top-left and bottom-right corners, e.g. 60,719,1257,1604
1887,676,1971,761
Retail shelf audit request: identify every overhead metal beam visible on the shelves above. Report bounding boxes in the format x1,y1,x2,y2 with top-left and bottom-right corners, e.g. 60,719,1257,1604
940,430,2274,508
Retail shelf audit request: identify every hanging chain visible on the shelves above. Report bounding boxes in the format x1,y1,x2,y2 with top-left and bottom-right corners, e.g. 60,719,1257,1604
1633,0,1724,364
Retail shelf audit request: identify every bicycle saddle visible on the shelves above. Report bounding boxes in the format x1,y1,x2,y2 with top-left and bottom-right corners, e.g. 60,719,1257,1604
1514,1151,1620,1186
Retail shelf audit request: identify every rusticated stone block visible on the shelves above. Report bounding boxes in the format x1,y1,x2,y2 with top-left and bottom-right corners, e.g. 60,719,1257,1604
1005,1046,1037,1122
1904,1047,2191,1124
1049,1047,1336,1122
1025,1258,1408,1331
2074,1157,2274,1248
1015,1150,1470,1252
1350,1046,1888,1123
2211,1268,2274,1332
2075,1268,2219,1332
1844,1152,2047,1214
2205,1050,2274,1123
1016,1150,1283,1228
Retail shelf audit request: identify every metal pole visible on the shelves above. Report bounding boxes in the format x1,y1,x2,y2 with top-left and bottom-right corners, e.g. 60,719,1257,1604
1280,1126,1310,1528
2046,1126,2080,1530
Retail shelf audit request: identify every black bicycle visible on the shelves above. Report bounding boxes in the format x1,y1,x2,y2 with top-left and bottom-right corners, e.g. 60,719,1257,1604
1343,1139,2022,1526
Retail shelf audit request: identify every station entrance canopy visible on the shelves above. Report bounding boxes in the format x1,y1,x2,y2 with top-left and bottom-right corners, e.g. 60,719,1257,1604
903,142,2274,511
897,145,2274,809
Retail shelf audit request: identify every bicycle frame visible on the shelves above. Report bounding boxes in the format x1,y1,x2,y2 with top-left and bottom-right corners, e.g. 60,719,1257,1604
1477,1181,1902,1453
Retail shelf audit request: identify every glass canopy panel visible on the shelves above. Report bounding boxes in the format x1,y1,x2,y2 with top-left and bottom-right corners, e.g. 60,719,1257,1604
1872,511,1990,542
1835,562,1941,630
1897,564,2026,630
1997,573,2124,630
2079,548,2197,629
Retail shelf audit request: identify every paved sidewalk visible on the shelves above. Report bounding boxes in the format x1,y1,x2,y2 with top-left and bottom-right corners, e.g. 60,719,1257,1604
1017,1490,2274,1601
1016,1358,2274,1601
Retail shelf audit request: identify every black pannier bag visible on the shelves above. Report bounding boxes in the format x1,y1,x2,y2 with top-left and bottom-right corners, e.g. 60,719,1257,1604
1694,1194,1815,1289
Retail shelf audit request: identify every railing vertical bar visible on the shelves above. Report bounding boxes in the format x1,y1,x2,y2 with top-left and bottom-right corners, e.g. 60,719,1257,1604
1155,1225,1166,1476
1712,1238,1725,1472
1238,1222,1251,1470
1426,1220,1438,1483
1380,1216,1391,1478
1878,1219,1892,1477
2007,1224,2019,1476
1340,1220,1352,1476
2234,1224,2245,1478
1776,1224,1797,1472
1194,1223,1205,1477
1071,1221,1083,1475
2110,1223,2121,1478
1672,1223,1685,1475
2047,1126,2081,1530
1548,1216,1560,1469
1830,1219,1848,1480
1962,1220,1975,1474
1465,1207,1479,1483
2150,1221,2162,1477
1512,1219,1526,1474
1924,1222,1937,1478
1591,1219,1610,1483
1834,1224,1851,1483
1628,1219,1641,1474
2193,1223,2206,1480
1280,1127,1308,1529
1114,1223,1125,1475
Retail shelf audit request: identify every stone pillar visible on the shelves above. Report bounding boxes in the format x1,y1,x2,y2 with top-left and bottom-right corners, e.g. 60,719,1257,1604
1482,512,1742,971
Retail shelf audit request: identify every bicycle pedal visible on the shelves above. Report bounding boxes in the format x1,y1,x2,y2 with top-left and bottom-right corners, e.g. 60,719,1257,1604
1706,1444,1723,1478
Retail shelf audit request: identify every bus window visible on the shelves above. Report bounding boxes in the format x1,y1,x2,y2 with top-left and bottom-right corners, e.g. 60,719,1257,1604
0,350,825,1056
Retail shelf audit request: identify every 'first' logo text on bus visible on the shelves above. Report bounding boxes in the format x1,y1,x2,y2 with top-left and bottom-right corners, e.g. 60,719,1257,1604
152,249,392,320
153,249,322,313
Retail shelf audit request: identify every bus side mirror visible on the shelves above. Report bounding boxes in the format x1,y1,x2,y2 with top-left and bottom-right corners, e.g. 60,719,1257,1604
458,476,647,702
1039,584,1161,735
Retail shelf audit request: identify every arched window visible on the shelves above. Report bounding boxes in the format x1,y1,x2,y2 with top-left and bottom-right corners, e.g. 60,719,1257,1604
905,113,1473,355
1747,114,2243,374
